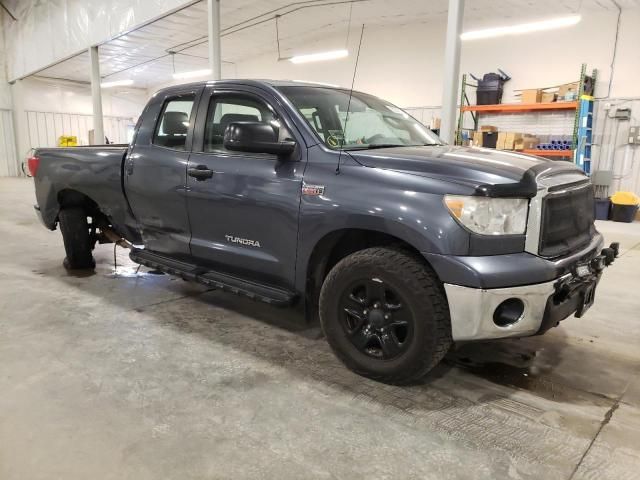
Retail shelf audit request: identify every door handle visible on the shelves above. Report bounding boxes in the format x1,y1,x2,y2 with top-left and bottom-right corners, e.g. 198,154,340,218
188,165,214,181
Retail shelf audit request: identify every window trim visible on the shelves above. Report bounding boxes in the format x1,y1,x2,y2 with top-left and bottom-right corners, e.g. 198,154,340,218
151,93,197,152
203,92,273,155
193,86,302,161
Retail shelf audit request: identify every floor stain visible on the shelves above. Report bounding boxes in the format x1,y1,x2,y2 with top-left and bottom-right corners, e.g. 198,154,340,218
445,340,580,403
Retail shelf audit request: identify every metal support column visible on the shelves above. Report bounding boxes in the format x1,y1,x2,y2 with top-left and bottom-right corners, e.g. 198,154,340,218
440,0,465,144
207,0,222,80
89,46,104,145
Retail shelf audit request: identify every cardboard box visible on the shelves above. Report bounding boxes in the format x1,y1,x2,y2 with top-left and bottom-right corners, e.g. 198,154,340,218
496,132,507,150
521,89,542,103
479,125,498,132
473,131,483,146
514,134,539,151
558,82,580,99
541,92,556,103
503,132,523,150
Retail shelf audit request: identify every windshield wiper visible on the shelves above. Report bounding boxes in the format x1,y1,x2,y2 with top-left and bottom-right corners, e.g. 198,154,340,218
344,144,409,150
345,143,444,150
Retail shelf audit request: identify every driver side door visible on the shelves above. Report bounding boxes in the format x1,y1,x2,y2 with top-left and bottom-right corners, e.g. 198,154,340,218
185,87,305,289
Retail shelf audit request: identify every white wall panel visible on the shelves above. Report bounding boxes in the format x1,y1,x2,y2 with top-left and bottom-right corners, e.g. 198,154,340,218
0,11,11,111
2,0,194,81
0,110,19,177
235,9,639,107
591,98,640,195
235,9,640,194
25,111,134,148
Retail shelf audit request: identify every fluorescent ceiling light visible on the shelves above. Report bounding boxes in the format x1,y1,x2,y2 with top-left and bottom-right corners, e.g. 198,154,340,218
289,49,348,64
461,15,581,41
172,69,211,80
101,79,134,88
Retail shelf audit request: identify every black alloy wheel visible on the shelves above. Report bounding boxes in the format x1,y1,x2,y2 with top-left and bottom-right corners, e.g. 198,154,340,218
319,247,452,384
339,277,413,360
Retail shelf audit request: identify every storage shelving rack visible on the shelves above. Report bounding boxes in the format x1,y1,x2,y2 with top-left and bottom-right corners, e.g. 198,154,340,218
455,64,597,173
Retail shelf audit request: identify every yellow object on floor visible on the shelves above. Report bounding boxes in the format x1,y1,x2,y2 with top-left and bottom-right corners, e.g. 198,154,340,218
611,191,640,206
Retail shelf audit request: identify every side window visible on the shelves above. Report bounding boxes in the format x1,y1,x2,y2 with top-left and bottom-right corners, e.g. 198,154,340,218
204,94,282,152
299,107,325,140
153,95,195,150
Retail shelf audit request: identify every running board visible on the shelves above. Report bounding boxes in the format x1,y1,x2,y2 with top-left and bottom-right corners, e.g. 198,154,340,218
129,249,296,306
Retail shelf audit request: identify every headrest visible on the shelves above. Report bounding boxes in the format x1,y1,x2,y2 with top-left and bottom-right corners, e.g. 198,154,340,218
163,111,189,135
219,113,260,127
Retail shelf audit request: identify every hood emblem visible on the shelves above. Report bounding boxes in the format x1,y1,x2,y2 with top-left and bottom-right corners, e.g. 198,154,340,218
302,183,325,196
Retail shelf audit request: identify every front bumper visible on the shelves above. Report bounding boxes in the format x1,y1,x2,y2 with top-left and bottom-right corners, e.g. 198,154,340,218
444,242,619,341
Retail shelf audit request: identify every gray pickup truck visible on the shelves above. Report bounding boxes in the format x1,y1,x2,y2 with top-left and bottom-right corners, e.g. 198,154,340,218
29,79,618,384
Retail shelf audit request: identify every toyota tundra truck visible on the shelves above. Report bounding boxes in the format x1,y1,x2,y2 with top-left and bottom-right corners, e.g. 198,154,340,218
29,80,618,384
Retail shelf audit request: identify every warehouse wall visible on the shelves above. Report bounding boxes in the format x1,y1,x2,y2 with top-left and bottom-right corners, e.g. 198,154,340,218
235,8,640,193
20,77,146,119
17,77,147,148
1,0,195,81
0,13,11,110
0,11,19,176
237,9,633,107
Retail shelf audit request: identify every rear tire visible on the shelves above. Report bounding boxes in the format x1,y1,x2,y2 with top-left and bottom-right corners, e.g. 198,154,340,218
58,207,96,270
319,247,452,384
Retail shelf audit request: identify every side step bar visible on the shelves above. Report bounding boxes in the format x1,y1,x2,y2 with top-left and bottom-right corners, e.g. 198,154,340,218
129,249,297,307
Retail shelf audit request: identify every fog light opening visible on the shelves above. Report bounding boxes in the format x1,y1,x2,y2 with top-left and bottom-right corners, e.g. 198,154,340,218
493,298,525,327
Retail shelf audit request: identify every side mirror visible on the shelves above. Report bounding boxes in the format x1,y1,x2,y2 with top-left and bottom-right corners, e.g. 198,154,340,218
223,121,296,157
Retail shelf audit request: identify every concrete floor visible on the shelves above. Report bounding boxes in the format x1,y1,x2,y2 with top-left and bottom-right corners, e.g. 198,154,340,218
1,177,639,480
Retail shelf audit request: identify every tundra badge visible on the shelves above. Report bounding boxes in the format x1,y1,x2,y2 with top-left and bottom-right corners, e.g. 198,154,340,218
225,235,261,248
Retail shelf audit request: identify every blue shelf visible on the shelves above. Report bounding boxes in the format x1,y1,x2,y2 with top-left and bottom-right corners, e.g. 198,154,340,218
576,97,594,173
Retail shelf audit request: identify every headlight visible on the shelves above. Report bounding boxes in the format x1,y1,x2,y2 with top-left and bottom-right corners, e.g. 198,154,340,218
444,195,529,235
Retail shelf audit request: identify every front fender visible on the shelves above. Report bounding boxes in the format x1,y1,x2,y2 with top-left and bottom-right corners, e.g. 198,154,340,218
294,156,471,292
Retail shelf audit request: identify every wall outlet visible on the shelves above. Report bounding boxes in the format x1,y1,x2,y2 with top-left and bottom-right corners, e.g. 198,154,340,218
629,126,640,144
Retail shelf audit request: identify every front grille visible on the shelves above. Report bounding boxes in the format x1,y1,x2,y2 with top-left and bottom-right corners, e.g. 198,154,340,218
539,185,595,258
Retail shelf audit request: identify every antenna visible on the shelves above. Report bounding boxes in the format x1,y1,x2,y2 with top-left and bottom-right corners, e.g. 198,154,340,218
336,24,365,175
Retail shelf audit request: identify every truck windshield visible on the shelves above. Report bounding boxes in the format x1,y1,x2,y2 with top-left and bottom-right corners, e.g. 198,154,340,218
278,86,443,150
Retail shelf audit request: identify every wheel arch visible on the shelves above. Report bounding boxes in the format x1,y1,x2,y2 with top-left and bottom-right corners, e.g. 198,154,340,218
55,189,107,225
302,227,440,323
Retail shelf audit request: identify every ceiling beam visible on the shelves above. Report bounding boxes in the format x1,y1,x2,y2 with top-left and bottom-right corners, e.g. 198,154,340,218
0,1,17,21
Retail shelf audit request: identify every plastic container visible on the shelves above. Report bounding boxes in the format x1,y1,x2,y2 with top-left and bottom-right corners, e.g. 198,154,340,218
482,131,498,149
476,87,503,105
475,72,509,105
610,191,639,223
611,191,640,205
594,198,611,220
610,204,638,223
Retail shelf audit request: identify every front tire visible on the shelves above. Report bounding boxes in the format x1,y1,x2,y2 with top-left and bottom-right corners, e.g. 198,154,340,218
319,247,452,384
58,207,96,270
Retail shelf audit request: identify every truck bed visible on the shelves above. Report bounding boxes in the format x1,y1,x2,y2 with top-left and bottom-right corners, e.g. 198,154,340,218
33,145,130,232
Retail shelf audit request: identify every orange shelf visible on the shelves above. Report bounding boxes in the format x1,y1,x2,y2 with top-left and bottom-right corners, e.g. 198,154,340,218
522,149,574,157
461,101,578,113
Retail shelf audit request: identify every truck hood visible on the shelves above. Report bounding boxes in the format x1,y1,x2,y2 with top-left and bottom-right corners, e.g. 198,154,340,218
347,145,585,197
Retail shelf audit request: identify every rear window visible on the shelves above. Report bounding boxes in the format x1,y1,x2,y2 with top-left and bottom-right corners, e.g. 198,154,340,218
153,95,195,150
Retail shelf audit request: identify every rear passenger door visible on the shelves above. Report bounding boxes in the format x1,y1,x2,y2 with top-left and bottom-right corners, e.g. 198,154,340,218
186,86,304,289
125,86,203,259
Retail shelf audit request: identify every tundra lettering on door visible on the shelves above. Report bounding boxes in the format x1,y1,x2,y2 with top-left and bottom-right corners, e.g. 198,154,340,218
225,234,261,248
